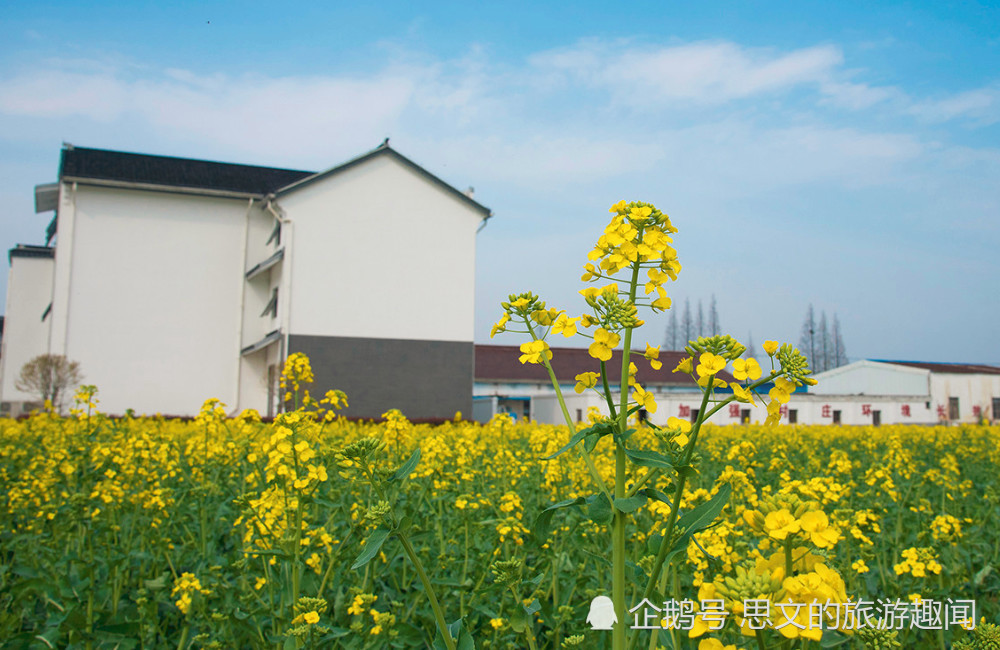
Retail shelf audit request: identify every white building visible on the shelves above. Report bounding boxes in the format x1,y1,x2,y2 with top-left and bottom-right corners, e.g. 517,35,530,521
805,359,1000,425
473,346,1000,426
0,143,491,418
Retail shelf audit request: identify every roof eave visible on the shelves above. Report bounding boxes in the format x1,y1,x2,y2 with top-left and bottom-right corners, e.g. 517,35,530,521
61,176,264,200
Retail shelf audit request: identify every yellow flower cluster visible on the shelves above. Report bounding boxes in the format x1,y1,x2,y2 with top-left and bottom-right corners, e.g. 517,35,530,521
171,572,210,615
894,547,943,577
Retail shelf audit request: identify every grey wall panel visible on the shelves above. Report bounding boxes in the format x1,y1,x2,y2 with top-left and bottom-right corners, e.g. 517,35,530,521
288,335,472,420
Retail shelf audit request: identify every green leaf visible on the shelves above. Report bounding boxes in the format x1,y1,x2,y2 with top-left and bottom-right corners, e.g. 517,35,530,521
640,487,675,505
509,605,528,633
443,618,476,650
351,527,391,570
532,496,587,541
542,422,611,460
390,447,421,482
973,564,992,587
613,494,647,513
587,493,613,526
660,484,732,566
623,447,674,470
524,599,541,616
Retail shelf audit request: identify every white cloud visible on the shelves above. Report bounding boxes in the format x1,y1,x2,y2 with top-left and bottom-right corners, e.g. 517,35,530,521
0,65,417,159
530,40,854,105
909,85,1000,124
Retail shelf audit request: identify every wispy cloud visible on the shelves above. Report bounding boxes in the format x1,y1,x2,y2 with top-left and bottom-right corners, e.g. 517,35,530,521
527,39,891,109
0,64,417,159
908,84,1000,125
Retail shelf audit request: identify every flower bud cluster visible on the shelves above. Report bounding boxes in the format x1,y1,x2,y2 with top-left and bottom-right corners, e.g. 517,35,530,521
713,563,785,604
490,558,523,587
685,335,746,361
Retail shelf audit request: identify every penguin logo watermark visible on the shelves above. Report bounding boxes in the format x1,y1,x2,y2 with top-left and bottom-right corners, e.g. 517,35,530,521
586,595,617,630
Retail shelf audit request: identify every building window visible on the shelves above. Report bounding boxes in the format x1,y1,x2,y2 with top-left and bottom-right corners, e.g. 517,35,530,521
690,408,699,424
261,287,278,319
576,408,582,422
948,397,960,420
788,409,798,424
872,410,881,426
993,397,1000,422
740,408,750,424
832,410,841,424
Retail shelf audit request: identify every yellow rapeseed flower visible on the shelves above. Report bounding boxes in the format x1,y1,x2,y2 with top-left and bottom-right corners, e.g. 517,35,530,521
588,328,620,361
764,509,801,540
574,372,599,394
732,358,762,381
696,353,726,378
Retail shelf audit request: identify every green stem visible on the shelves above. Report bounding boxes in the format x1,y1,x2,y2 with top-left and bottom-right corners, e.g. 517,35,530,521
626,381,713,650
625,467,661,498
612,238,643,650
399,533,456,650
600,360,619,420
529,324,614,505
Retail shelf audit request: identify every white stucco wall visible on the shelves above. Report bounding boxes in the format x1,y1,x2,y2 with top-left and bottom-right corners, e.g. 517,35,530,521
928,373,1000,423
53,185,247,415
495,385,938,427
810,361,930,396
0,255,55,405
279,153,483,343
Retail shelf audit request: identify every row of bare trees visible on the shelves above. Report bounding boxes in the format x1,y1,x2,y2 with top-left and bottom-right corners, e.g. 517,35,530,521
662,299,849,373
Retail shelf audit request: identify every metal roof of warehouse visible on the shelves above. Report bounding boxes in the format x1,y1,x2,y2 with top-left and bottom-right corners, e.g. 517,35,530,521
875,360,1000,375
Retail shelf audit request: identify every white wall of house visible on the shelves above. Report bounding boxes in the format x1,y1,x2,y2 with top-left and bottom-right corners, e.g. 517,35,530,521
279,154,481,343
928,373,1000,422
0,255,55,407
53,185,247,415
810,360,930,395
496,384,939,427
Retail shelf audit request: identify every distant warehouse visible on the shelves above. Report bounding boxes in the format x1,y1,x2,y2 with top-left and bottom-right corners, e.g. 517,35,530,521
473,346,1000,426
1,143,491,418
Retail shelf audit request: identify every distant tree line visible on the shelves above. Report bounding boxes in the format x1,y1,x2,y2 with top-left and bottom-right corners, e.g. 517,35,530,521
663,295,721,350
799,304,848,372
661,298,849,375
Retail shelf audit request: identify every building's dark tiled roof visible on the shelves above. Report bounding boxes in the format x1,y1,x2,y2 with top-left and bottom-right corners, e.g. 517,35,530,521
59,146,315,195
875,360,1000,375
9,244,55,263
475,344,736,387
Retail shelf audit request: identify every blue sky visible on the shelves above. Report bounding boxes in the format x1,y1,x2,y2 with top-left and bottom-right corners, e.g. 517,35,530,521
2,1,998,364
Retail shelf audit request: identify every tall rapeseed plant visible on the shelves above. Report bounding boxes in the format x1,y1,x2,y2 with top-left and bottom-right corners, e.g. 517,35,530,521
492,200,816,650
